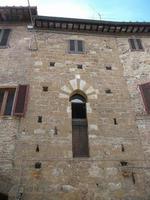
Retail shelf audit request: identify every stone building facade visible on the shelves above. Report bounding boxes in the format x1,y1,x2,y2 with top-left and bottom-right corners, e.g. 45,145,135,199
0,6,150,200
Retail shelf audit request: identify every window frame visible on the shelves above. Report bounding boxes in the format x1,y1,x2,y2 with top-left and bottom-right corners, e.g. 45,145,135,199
139,82,150,114
68,39,85,54
70,93,89,158
0,29,11,48
0,84,29,117
0,87,16,116
128,37,144,51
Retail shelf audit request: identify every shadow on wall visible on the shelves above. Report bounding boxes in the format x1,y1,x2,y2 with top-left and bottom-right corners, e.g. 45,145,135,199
0,175,13,200
0,193,8,200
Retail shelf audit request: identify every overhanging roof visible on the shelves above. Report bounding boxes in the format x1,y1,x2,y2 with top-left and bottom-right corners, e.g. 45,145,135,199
34,15,150,34
0,6,37,22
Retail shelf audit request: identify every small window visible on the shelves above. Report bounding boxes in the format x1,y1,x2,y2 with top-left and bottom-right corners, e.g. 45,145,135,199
77,64,83,69
50,62,55,67
0,29,11,48
105,89,112,94
139,82,150,113
69,40,84,53
0,85,29,117
42,86,48,92
105,65,112,70
38,116,42,123
35,162,42,169
0,88,15,116
128,38,144,51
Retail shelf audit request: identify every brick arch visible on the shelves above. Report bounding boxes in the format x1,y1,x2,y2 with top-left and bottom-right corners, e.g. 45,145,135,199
59,76,98,100
69,89,87,102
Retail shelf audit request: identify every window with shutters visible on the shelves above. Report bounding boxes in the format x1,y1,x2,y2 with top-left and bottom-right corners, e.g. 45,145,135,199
0,29,11,48
70,93,89,157
0,85,29,117
69,40,85,53
139,82,150,114
0,88,16,116
128,38,144,51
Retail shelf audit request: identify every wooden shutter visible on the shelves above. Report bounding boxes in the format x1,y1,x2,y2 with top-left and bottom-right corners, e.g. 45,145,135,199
139,82,150,113
128,39,136,50
13,85,29,116
136,39,143,50
0,29,11,46
72,120,89,157
69,40,75,52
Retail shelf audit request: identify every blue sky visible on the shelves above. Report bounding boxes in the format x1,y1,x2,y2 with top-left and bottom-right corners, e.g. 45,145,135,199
1,0,150,22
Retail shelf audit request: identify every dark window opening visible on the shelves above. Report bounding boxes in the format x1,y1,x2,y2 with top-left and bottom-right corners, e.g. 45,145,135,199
36,145,39,152
105,89,112,94
77,64,83,69
77,40,83,52
0,29,11,47
43,86,48,92
54,126,58,135
35,162,42,169
4,89,15,115
69,40,75,52
0,88,15,116
70,94,86,119
50,62,55,67
38,116,42,123
69,40,84,53
129,38,144,51
70,93,89,157
129,39,136,50
0,193,8,200
114,118,118,125
72,103,86,119
120,161,128,166
132,172,136,184
121,144,125,152
106,65,112,70
136,39,143,50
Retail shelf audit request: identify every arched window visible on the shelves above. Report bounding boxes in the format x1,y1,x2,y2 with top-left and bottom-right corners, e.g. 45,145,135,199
70,93,89,157
70,94,86,119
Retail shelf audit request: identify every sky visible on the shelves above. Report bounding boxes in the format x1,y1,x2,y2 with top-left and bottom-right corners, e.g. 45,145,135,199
0,0,150,22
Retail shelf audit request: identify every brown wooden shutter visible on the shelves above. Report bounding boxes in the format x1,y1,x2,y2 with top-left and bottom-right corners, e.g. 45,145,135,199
136,39,143,50
0,29,11,46
13,85,29,116
129,39,136,50
139,82,150,113
72,120,89,157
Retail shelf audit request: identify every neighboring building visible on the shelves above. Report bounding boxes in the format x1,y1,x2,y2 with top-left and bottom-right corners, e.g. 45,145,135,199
0,6,150,200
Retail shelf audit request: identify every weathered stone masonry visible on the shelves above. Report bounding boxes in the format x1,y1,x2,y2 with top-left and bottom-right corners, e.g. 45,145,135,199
0,6,150,200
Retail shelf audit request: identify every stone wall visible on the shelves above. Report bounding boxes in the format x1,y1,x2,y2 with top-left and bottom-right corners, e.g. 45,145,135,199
0,24,33,197
0,24,149,199
117,35,150,199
